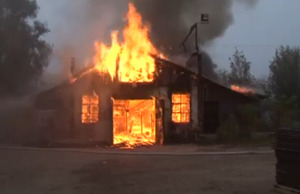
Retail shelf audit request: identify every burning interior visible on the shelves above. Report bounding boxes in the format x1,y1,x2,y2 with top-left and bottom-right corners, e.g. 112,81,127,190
81,93,99,124
113,99,156,147
172,94,191,123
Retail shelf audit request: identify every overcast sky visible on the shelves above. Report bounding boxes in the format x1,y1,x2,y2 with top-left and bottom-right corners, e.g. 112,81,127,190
206,0,300,78
37,0,300,78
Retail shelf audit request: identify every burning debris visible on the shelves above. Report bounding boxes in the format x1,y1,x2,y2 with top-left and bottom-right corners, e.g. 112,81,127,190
113,99,156,148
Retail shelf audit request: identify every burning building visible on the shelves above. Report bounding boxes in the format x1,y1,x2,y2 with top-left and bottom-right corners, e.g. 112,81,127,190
34,3,263,147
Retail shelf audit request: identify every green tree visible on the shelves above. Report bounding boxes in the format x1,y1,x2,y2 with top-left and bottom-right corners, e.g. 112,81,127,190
0,0,51,94
228,49,255,86
269,46,300,105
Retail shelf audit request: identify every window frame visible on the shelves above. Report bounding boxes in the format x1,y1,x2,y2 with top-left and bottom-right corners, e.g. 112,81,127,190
171,93,191,124
81,94,99,124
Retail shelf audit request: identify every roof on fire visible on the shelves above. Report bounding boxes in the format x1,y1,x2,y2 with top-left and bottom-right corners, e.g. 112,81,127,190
35,56,265,101
155,57,265,100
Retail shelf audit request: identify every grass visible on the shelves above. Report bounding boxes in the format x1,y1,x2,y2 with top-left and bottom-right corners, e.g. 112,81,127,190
198,133,274,148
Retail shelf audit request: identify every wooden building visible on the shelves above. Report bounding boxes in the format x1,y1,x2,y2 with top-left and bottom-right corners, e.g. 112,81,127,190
34,57,262,146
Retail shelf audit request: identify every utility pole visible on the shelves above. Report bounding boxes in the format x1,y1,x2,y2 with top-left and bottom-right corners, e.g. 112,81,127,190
180,14,209,135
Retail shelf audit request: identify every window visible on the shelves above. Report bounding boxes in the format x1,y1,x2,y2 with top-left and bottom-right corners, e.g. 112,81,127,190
81,94,99,124
172,94,190,123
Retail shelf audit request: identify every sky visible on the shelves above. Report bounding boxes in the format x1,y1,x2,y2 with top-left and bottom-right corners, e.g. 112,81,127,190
206,0,300,78
36,0,300,79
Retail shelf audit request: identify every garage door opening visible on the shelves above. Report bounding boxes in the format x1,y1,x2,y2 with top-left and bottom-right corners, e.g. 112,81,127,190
113,99,156,147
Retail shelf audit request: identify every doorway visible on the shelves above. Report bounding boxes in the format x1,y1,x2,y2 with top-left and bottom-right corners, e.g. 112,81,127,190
113,99,156,146
203,101,220,134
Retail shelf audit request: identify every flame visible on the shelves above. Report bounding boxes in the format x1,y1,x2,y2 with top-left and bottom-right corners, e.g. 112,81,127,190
113,99,156,148
231,85,255,94
172,94,191,123
77,3,166,148
82,92,99,124
93,3,159,83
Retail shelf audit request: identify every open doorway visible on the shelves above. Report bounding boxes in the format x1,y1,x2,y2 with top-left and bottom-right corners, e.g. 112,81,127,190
203,101,220,134
113,99,156,146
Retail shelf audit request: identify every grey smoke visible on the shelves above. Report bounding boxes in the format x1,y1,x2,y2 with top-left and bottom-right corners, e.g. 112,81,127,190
39,0,259,79
88,0,259,53
134,0,234,53
185,51,219,81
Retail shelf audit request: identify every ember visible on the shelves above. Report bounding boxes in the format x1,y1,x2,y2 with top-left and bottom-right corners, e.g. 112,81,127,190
93,3,159,83
113,99,156,148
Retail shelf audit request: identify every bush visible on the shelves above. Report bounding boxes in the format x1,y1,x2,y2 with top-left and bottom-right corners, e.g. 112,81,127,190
269,96,298,129
237,105,261,139
217,114,239,143
217,104,263,143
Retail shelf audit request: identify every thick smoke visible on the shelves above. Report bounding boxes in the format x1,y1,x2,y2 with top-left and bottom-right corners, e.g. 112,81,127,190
134,0,234,53
39,0,258,80
89,0,258,53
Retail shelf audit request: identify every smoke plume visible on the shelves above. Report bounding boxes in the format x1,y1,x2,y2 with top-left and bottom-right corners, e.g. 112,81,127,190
39,0,259,78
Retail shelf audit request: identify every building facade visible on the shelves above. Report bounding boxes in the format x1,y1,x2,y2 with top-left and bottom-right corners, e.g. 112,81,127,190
34,58,261,146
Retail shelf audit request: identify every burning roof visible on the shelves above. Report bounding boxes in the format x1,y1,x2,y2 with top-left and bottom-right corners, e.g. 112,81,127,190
93,3,162,83
230,85,255,95
38,2,265,104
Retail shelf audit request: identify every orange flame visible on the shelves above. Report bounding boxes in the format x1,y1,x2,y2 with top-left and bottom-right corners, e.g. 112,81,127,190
231,85,255,94
79,3,165,148
113,99,156,148
172,94,191,123
93,3,159,83
81,92,99,124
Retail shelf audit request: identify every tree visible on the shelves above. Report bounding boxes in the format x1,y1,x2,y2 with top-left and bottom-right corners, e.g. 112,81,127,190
227,49,255,86
255,76,270,95
0,0,51,95
269,46,300,104
268,46,300,129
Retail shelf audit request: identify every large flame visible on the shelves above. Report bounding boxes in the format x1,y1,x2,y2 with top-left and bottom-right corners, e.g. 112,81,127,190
93,3,158,83
83,3,162,148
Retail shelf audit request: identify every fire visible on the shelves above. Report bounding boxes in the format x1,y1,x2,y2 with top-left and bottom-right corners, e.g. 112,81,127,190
79,3,164,147
113,99,156,148
82,92,99,124
172,94,191,123
93,3,159,83
231,85,255,94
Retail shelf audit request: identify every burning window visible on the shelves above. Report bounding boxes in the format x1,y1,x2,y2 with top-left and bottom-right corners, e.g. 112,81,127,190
81,94,99,124
172,94,190,123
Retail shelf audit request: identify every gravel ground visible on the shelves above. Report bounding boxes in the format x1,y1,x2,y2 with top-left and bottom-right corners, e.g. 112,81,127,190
0,148,276,194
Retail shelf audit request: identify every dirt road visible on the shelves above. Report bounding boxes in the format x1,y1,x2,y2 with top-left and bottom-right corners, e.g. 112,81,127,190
0,148,276,194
